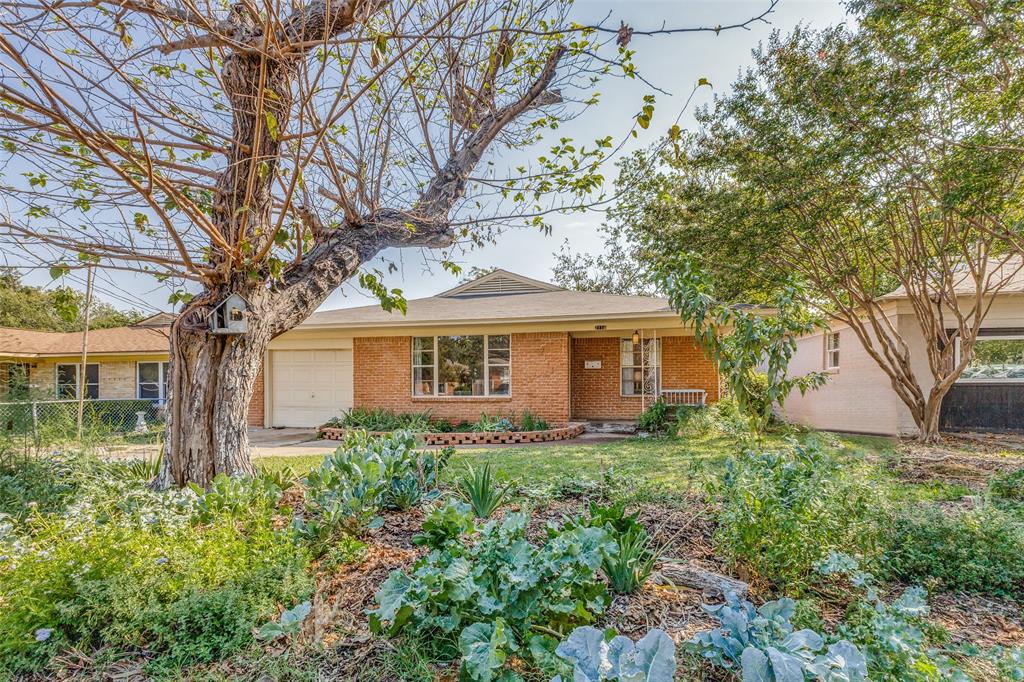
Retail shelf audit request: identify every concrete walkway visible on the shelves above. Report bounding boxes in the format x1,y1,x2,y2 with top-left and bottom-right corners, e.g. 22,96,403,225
248,427,631,459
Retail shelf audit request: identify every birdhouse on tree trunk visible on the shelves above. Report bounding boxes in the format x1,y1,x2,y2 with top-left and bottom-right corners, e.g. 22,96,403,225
209,293,249,335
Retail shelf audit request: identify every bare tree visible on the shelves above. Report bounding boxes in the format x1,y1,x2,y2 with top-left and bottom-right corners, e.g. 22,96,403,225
0,0,778,485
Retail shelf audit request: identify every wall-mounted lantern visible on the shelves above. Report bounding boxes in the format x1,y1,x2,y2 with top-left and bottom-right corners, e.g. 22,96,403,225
631,329,641,346
209,293,249,335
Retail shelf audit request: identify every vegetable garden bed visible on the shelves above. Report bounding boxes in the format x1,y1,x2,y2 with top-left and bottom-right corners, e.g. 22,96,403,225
318,422,586,445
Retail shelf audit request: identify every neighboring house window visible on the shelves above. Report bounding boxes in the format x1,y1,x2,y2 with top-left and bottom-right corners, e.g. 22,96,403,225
957,335,1024,381
0,362,30,401
825,332,840,370
412,335,511,396
138,361,170,401
56,363,99,399
621,338,660,396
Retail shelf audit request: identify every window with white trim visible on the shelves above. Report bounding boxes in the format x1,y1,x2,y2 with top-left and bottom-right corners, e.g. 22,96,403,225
620,338,660,396
56,363,99,399
412,335,511,396
825,332,840,370
957,334,1024,381
137,361,170,401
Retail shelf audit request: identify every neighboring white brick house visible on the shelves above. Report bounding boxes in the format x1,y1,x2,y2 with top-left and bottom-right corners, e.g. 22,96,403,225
782,293,1024,437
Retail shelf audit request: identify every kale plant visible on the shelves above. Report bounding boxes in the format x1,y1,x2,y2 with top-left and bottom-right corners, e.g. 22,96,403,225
369,510,613,681
689,591,867,682
552,626,676,681
817,552,969,682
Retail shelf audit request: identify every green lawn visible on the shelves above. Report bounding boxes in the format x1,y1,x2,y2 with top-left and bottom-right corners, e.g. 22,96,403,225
258,430,900,495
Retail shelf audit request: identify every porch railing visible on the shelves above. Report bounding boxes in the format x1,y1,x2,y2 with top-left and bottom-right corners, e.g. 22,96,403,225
660,389,707,407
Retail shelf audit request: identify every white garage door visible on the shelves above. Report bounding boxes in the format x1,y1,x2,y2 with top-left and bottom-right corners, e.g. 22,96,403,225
271,349,353,427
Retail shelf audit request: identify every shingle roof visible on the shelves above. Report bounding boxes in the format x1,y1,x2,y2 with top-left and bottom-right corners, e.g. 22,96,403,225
880,256,1024,300
0,324,170,357
302,270,676,329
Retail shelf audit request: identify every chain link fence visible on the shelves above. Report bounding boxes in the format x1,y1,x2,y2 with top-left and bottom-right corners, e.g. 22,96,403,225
0,398,165,460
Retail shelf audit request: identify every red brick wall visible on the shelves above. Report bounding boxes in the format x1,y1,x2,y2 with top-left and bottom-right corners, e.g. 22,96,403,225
247,366,264,426
570,336,719,420
353,332,571,424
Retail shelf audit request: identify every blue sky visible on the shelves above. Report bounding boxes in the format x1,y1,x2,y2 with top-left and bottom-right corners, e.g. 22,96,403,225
13,0,850,314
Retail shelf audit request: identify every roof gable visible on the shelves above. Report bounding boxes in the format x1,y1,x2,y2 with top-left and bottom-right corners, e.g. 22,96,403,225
437,269,564,298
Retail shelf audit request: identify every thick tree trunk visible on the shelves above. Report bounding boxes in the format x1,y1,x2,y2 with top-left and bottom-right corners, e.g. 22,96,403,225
155,290,272,488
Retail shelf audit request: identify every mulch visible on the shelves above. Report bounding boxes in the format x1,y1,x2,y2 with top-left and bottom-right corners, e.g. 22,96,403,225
887,438,1024,489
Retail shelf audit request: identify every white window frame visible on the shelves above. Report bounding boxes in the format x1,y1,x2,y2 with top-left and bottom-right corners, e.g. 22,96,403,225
411,334,512,398
954,334,1024,383
620,337,661,397
825,332,840,370
55,362,100,399
137,361,170,401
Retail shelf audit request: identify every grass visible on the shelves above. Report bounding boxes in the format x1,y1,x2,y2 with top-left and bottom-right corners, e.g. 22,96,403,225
257,431,899,495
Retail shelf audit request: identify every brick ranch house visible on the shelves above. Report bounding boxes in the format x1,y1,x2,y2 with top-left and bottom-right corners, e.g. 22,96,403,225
0,313,175,405
260,270,720,427
0,272,720,430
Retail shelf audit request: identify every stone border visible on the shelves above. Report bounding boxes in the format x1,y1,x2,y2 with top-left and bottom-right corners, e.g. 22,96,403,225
318,422,586,446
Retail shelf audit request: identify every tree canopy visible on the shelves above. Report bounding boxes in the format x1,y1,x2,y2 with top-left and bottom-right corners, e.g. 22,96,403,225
0,269,144,331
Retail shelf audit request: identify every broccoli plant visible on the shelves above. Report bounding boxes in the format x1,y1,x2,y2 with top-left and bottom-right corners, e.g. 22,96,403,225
689,591,867,682
369,511,613,681
552,626,676,682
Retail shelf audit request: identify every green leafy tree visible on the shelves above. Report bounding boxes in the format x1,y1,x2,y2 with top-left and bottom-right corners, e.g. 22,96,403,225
551,233,658,296
658,256,826,432
0,269,143,331
612,2,1024,441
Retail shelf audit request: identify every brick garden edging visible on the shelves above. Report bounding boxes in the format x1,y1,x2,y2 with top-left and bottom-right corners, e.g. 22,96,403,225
318,422,586,446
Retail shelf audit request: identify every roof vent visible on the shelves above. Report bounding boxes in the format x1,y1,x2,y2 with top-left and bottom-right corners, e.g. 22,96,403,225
437,269,564,298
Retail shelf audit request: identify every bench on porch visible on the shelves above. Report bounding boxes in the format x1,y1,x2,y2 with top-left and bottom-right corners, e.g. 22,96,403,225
659,389,707,407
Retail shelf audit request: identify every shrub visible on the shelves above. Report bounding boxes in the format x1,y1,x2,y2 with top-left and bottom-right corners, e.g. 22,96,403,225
455,463,509,519
710,440,886,593
883,505,1024,599
0,512,311,673
369,511,613,681
989,466,1024,501
0,450,89,520
676,398,752,438
637,400,672,434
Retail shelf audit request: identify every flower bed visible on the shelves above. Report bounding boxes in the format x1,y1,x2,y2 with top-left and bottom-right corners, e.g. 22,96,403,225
318,422,586,445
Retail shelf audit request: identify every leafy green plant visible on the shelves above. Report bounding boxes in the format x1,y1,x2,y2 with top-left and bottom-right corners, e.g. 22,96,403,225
603,525,656,595
256,600,311,641
566,501,655,594
471,413,516,432
553,626,676,681
456,463,509,518
369,512,613,681
412,498,477,549
989,467,1024,501
883,505,1024,599
818,552,968,681
637,400,672,434
710,440,886,593
689,591,867,682
188,473,283,523
518,409,550,432
328,407,436,432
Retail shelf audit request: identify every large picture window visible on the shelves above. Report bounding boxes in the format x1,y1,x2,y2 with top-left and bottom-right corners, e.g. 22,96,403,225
958,335,1024,381
621,338,660,396
56,363,99,399
412,335,511,396
138,361,170,401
